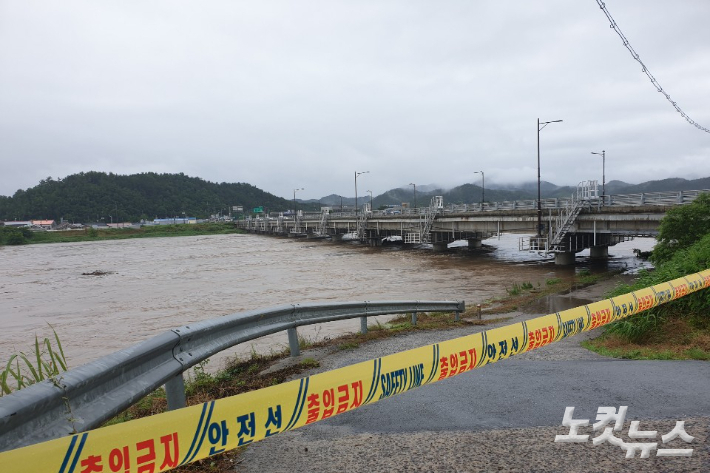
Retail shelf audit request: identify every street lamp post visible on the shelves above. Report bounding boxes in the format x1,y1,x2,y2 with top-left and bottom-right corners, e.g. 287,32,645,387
537,118,563,236
409,183,417,210
367,190,373,211
355,171,369,218
293,188,304,219
591,150,606,201
474,171,484,205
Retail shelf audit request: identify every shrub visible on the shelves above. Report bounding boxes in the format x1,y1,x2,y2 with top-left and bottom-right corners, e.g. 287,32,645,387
605,233,710,340
652,193,710,264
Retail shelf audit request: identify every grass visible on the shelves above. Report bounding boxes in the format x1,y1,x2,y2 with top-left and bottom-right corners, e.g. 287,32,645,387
1,326,68,396
5,223,243,246
300,357,320,368
583,316,710,361
575,269,601,285
506,282,537,295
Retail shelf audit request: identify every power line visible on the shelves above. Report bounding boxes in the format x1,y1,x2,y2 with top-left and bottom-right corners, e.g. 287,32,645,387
595,0,710,133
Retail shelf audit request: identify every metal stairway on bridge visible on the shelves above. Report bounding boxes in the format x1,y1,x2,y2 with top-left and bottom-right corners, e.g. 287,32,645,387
356,204,370,241
292,210,304,234
276,214,284,233
549,200,585,248
314,209,329,236
405,196,443,244
522,180,599,254
421,196,443,243
549,180,599,251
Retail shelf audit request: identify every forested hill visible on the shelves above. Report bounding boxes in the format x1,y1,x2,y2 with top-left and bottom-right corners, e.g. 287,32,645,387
0,172,301,222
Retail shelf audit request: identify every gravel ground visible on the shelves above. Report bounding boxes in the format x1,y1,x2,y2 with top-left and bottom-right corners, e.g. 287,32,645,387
235,277,709,472
237,419,709,473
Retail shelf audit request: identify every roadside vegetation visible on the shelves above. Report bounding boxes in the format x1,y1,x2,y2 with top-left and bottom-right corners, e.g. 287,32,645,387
1,327,67,397
0,223,242,246
585,193,710,360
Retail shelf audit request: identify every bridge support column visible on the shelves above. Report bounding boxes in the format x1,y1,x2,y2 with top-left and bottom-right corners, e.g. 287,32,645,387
590,245,609,260
432,242,448,252
467,238,482,249
555,252,576,265
369,238,381,247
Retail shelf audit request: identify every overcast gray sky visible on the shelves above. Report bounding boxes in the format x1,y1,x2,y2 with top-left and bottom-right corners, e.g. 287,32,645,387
1,1,708,200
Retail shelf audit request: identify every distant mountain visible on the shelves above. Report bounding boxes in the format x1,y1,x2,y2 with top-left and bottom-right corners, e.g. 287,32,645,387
619,177,710,194
487,180,560,193
603,180,634,195
351,176,710,209
0,171,317,222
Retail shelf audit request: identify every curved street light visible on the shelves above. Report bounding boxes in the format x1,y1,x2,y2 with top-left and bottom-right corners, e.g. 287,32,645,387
293,188,304,219
537,118,563,236
473,171,484,205
355,171,369,218
591,150,606,200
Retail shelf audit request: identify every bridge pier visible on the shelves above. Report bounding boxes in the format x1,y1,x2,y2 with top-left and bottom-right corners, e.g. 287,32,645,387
432,242,448,252
467,238,482,249
555,251,576,265
590,245,609,260
368,238,381,247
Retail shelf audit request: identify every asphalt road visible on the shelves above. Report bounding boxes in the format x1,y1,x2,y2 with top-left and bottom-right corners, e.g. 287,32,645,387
307,358,710,435
236,311,710,472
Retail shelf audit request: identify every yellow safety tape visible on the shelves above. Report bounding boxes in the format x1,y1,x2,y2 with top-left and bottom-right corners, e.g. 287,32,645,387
2,269,709,473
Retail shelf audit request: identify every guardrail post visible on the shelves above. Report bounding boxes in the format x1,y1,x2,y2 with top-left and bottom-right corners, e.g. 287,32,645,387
454,311,460,322
360,316,368,334
411,312,417,325
477,304,482,320
287,328,300,357
165,374,187,410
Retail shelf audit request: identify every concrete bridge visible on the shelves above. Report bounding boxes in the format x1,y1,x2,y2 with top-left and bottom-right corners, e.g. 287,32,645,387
236,182,708,265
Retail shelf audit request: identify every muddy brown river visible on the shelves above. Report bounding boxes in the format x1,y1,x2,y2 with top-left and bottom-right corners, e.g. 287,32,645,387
0,233,653,373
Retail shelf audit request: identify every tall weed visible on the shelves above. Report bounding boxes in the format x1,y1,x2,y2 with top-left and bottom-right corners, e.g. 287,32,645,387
0,326,67,396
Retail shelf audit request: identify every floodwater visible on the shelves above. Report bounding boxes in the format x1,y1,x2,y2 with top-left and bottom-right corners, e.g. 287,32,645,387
0,233,654,373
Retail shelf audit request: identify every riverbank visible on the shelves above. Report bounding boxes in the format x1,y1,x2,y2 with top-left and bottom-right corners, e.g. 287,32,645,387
0,222,242,245
150,271,634,472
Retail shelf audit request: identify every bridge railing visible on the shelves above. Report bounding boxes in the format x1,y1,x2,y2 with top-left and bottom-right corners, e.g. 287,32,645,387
602,189,708,207
0,300,464,452
237,190,710,226
442,198,572,213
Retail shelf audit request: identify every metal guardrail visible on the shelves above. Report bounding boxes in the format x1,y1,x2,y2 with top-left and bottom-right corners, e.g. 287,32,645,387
0,300,464,452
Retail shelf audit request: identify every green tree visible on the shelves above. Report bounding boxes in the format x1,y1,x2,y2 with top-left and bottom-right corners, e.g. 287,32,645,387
652,193,710,264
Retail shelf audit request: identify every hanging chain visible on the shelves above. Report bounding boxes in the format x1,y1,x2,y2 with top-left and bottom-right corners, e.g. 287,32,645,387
595,0,710,133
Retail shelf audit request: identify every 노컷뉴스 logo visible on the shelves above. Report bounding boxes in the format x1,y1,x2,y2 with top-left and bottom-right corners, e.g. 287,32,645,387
555,406,695,458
